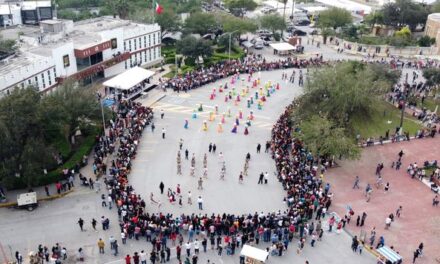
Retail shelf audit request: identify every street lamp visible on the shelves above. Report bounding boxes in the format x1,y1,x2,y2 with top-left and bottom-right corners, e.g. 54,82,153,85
225,30,239,61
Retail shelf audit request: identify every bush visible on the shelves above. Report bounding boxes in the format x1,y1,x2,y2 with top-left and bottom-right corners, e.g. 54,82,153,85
418,36,435,47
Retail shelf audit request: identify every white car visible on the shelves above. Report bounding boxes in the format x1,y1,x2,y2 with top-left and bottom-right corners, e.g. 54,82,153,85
254,41,264,49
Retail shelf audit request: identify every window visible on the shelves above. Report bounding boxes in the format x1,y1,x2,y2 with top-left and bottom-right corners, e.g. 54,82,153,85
35,76,38,88
63,55,70,67
125,61,127,69
129,40,132,51
153,34,156,45
41,73,45,88
28,79,31,85
144,36,146,48
149,49,151,61
130,56,132,67
111,38,117,49
148,35,151,47
158,48,161,57
47,70,51,85
53,68,56,78
157,32,161,43
124,41,126,51
144,51,147,62
139,37,142,48
153,48,156,59
134,39,137,50
21,83,24,89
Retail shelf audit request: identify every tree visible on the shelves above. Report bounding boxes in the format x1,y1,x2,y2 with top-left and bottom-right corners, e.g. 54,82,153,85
176,36,212,59
183,12,219,35
297,61,399,126
221,15,257,39
155,10,181,37
418,36,435,47
0,35,16,52
296,115,360,160
317,7,352,30
363,11,384,30
105,0,131,19
260,14,286,35
433,0,440,13
224,0,257,17
423,68,440,88
380,0,428,30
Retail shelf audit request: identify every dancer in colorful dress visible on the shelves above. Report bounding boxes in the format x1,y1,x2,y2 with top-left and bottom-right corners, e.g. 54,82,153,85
217,123,223,133
202,120,208,131
184,119,189,129
231,125,237,133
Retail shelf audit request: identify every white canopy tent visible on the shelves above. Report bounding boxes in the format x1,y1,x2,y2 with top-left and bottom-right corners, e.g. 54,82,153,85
103,66,155,90
270,42,297,55
240,245,268,264
377,246,403,264
103,66,156,101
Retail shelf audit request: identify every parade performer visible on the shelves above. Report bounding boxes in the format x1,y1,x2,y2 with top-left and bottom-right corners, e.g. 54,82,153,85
184,119,189,129
259,88,263,97
198,103,203,112
219,85,223,93
227,107,231,117
236,95,241,102
231,124,237,133
192,110,197,119
224,83,228,90
257,77,261,85
221,113,226,124
232,88,236,96
217,122,223,133
253,79,257,88
209,111,215,121
215,105,219,115
250,97,254,105
247,99,251,108
210,92,215,100
239,109,243,119
257,100,263,110
249,110,254,120
202,120,208,131
247,75,251,82
246,119,251,127
255,91,258,100
244,125,249,135
235,116,240,126
241,88,246,97
276,83,280,90
225,95,228,102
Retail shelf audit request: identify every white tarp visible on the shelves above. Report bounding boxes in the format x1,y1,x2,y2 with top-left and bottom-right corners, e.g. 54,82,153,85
377,246,403,263
103,67,155,90
240,245,268,262
315,0,372,14
270,42,296,51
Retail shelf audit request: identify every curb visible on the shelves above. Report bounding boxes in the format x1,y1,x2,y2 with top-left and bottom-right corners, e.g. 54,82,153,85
0,189,74,208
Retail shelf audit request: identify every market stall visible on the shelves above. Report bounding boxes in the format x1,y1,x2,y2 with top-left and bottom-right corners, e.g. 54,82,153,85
269,42,297,56
103,66,156,101
240,245,268,264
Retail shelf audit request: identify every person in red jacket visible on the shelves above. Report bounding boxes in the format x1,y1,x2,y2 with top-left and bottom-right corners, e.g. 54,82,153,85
125,254,131,264
133,252,140,264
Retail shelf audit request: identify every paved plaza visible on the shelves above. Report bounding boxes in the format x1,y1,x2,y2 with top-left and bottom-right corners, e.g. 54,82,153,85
0,68,377,264
326,137,440,264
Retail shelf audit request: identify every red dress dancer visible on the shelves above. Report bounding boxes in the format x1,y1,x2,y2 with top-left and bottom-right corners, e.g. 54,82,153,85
244,126,249,135
276,83,280,90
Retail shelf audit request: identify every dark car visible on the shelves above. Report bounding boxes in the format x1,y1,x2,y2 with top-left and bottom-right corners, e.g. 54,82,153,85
291,29,307,36
295,20,310,26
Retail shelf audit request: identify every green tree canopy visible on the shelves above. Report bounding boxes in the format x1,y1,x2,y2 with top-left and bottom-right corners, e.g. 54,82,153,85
317,7,352,30
423,68,440,87
295,115,360,160
224,0,257,17
155,10,181,37
183,12,220,35
297,61,400,126
380,0,428,30
221,15,257,36
260,14,286,34
176,35,213,59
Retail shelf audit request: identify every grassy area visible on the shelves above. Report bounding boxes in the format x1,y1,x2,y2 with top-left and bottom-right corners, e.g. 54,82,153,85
163,65,195,78
350,101,422,139
417,97,440,113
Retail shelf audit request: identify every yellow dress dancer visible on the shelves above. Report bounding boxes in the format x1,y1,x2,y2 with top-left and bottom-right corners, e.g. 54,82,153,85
202,120,208,131
209,111,215,121
217,123,223,133
241,88,246,97
259,87,263,97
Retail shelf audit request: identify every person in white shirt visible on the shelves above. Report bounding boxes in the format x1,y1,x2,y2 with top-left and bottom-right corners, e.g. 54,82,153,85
194,239,200,254
140,250,147,264
197,196,203,210
185,241,192,257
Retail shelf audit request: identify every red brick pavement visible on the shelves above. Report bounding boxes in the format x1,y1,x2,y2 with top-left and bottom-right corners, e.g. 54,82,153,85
325,136,440,264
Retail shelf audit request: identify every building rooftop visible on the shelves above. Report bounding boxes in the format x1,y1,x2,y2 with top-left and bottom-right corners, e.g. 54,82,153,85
0,51,49,76
428,13,440,22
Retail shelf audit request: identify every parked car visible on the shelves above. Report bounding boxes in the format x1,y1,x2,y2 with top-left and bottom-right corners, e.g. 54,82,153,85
295,20,311,26
291,29,307,36
256,29,272,37
254,41,264,49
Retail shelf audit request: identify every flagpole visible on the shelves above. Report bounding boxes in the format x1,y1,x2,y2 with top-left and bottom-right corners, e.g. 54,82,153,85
152,0,155,23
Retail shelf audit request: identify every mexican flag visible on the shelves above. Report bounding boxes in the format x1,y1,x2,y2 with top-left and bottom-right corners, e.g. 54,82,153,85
155,1,163,14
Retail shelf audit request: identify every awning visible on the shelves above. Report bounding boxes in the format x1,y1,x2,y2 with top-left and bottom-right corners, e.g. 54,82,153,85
269,42,296,51
377,246,403,263
103,67,155,90
240,245,268,263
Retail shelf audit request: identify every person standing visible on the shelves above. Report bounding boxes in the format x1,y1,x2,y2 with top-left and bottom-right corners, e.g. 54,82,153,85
151,122,155,132
91,218,97,231
360,212,367,227
125,254,132,264
44,186,50,196
78,218,84,231
265,141,270,153
176,245,182,262
133,252,140,264
113,240,119,256
159,182,165,194
97,238,105,254
256,143,261,153
212,144,216,153
197,196,203,210
15,251,23,264
208,143,212,153
258,172,264,184
413,248,420,263
162,128,166,139
396,206,402,218
161,109,165,119
185,241,192,257
185,149,189,160
198,178,203,190
140,250,147,264
188,191,192,205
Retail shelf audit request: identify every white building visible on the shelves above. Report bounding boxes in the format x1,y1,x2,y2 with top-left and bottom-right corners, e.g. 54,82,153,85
0,17,162,95
0,0,53,26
